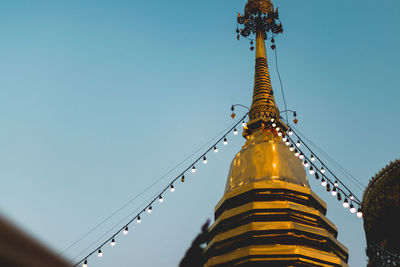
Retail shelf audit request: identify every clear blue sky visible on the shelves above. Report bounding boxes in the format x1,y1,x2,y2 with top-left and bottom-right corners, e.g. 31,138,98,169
0,0,399,266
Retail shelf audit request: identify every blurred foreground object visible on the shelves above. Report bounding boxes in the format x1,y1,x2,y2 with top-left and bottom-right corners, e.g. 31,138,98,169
0,215,71,267
179,220,210,267
362,159,400,267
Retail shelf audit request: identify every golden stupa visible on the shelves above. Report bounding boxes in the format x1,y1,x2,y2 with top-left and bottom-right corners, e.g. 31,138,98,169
203,1,349,266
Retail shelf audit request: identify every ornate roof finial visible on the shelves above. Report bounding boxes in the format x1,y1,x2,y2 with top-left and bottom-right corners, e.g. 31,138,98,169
237,0,284,137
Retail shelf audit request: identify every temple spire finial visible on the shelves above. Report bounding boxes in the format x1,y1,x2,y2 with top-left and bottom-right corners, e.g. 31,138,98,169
237,0,283,136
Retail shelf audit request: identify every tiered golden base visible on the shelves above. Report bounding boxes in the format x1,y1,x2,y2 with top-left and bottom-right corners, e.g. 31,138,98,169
204,181,349,267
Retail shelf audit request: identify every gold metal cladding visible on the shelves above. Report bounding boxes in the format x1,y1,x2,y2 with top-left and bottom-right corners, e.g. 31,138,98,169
220,179,318,208
248,29,280,122
204,244,349,267
206,221,347,254
209,201,338,236
224,131,309,193
244,0,274,16
255,29,266,59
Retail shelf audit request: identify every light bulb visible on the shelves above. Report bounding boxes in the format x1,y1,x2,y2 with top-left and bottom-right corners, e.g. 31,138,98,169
214,146,218,152
98,249,103,258
276,127,280,131
331,188,337,196
137,216,141,224
202,156,207,164
321,178,327,187
272,123,277,127
147,206,152,213
343,199,349,208
159,195,164,202
181,175,185,183
83,260,88,267
233,128,238,135
357,208,363,218
123,226,129,235
321,167,325,174
278,132,282,136
288,129,293,136
296,140,301,147
191,166,196,173
299,153,304,159
349,194,354,201
350,204,356,213
294,149,300,157
326,183,331,192
337,192,342,201
334,181,339,187
223,137,228,145
242,121,245,127
282,136,287,142
111,238,116,247
285,140,290,146
270,118,275,122
170,184,175,192
309,166,314,175
304,161,309,168
289,145,294,152
311,155,315,161
315,172,320,179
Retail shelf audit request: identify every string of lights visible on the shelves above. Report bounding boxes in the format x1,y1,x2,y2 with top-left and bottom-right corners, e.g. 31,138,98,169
63,114,247,257
270,41,365,197
278,124,363,218
74,113,248,267
286,125,362,204
73,112,365,266
289,125,366,191
269,37,363,217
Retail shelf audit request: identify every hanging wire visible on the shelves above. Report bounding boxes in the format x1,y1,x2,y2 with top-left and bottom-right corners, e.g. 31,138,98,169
72,113,367,266
290,124,366,192
269,35,365,197
286,128,362,204
273,45,289,124
73,112,248,266
72,187,161,264
61,114,247,256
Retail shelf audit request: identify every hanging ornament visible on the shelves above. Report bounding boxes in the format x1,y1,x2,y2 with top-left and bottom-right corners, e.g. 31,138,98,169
237,34,240,40
250,40,254,51
293,111,298,124
271,44,276,50
231,106,236,119
271,37,275,43
236,27,239,34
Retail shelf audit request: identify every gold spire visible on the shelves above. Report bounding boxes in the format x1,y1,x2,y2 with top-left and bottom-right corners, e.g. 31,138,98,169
249,28,280,122
236,0,284,137
203,3,349,266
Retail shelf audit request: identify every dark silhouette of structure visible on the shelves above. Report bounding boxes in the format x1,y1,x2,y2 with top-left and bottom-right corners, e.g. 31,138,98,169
180,220,210,267
362,159,400,267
